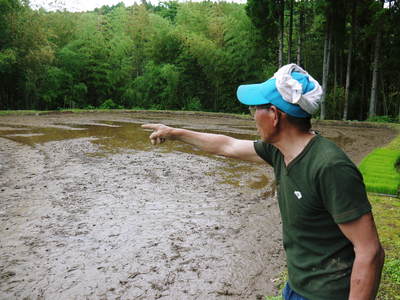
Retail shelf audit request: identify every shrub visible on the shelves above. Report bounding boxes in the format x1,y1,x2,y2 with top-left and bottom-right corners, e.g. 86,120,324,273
184,97,202,111
99,99,123,109
149,104,163,110
325,87,345,120
367,115,396,123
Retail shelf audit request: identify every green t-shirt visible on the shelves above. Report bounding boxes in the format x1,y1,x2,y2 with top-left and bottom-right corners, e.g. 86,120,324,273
254,135,371,300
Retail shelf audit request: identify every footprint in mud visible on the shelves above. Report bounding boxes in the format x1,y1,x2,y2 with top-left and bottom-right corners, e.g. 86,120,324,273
0,270,16,280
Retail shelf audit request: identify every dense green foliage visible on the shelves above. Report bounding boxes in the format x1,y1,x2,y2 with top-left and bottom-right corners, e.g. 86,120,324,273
0,0,399,120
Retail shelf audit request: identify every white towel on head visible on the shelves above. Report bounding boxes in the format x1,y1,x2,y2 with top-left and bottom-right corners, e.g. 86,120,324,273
273,63,323,115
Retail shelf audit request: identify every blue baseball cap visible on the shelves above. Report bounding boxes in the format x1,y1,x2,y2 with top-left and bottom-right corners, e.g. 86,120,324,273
236,72,315,118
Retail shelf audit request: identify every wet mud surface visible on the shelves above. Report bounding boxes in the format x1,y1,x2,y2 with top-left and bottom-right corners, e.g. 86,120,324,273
0,112,395,299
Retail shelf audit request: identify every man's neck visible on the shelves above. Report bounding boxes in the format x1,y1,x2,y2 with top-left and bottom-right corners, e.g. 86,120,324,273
272,130,315,166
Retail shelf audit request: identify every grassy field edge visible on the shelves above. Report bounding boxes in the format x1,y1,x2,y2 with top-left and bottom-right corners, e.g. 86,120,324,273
358,123,400,197
0,108,399,126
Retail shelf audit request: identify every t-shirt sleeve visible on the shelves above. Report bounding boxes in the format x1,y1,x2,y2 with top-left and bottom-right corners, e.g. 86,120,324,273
253,140,276,166
318,163,372,224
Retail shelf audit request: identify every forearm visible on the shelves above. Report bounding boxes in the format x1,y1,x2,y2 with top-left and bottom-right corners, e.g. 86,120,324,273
349,246,385,300
142,123,261,162
170,128,234,156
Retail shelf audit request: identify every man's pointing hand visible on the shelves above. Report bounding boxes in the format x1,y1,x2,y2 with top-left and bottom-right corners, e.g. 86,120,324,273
141,124,173,145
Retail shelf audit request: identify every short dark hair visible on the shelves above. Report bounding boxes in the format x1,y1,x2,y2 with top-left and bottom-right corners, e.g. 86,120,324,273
252,104,312,132
286,114,312,132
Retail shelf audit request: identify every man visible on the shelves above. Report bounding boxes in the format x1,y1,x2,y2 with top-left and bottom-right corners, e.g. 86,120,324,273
142,64,384,300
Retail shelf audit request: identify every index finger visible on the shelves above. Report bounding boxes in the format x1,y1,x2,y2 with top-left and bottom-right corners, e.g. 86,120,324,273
141,124,159,130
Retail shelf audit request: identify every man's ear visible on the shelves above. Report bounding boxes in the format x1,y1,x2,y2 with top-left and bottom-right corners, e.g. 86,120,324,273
270,105,281,127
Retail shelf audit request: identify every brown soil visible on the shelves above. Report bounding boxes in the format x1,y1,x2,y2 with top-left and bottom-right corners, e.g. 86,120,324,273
0,112,395,299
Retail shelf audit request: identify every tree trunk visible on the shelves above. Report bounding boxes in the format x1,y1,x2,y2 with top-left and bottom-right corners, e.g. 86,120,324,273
296,2,305,66
398,102,400,122
343,1,357,120
380,74,387,115
333,44,337,104
214,86,218,111
320,22,332,120
0,88,5,110
278,0,285,67
360,72,366,120
368,28,381,119
287,0,294,63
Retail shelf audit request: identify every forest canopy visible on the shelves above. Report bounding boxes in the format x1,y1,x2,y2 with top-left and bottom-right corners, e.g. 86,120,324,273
0,0,399,121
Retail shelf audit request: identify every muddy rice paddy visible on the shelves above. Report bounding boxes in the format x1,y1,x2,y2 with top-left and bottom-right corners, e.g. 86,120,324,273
0,112,395,300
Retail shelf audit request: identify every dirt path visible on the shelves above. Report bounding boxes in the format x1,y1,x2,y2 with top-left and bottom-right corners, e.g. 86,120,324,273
0,112,395,300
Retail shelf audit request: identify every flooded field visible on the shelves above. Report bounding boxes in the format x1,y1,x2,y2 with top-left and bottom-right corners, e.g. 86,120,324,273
0,112,395,299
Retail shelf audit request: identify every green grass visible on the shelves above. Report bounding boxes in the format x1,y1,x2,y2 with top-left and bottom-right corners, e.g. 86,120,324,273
359,148,400,195
0,110,46,115
0,108,249,117
386,131,400,151
0,109,135,116
359,130,400,196
264,270,287,299
370,194,400,300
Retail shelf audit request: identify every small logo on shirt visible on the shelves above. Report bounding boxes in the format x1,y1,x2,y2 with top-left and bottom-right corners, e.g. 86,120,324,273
294,191,302,199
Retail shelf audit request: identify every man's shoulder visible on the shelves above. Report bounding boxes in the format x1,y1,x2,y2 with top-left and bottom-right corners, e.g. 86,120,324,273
313,135,352,161
307,135,357,172
254,140,281,165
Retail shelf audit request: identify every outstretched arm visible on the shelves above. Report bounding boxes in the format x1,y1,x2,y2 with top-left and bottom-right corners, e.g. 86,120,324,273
338,212,385,300
141,124,264,163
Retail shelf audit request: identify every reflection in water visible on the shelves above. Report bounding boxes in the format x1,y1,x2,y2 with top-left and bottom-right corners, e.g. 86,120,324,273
0,121,151,152
0,120,359,191
0,121,269,189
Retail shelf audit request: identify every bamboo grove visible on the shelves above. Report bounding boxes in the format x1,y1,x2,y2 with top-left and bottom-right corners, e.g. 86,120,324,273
0,0,399,121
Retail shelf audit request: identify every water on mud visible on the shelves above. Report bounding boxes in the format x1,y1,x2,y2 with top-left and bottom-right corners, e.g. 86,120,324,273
0,120,268,190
